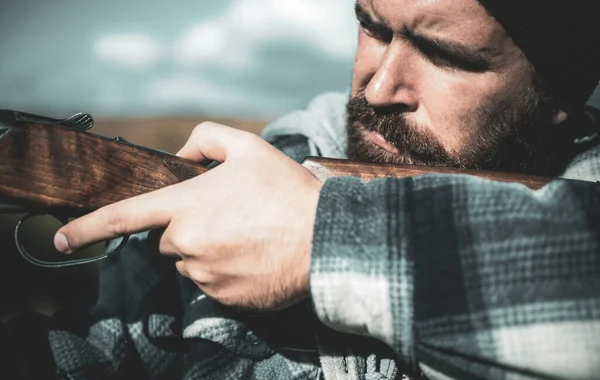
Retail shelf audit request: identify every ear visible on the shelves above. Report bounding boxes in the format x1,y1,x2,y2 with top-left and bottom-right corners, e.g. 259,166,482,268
551,107,571,125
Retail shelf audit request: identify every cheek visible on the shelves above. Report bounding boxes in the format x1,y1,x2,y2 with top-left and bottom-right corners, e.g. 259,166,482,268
418,70,526,152
351,32,384,97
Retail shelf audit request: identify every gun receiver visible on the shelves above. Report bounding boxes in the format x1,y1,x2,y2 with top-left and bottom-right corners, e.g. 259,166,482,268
0,110,555,267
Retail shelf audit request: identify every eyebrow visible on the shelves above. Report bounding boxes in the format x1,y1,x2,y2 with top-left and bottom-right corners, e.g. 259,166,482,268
354,2,493,71
354,2,393,40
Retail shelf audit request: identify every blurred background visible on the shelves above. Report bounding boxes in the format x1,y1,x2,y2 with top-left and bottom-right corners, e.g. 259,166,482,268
0,0,357,320
1,0,600,320
0,0,357,120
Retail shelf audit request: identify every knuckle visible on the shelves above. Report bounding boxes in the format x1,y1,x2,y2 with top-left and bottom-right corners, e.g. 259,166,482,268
240,130,261,145
175,261,188,278
171,230,200,255
187,267,212,285
189,123,208,144
231,131,261,155
192,121,220,137
103,207,128,236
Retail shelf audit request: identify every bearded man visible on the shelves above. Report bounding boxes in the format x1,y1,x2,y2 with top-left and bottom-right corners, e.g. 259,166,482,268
28,0,600,379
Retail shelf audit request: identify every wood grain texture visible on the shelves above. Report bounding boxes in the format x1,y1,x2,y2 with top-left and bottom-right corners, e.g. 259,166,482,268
0,121,208,213
0,119,559,218
301,157,553,189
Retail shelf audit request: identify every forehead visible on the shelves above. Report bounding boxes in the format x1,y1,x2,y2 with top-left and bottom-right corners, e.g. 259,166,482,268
364,0,508,48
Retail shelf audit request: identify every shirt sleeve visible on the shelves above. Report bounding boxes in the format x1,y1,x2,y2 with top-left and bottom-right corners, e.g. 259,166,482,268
309,174,600,379
48,233,185,379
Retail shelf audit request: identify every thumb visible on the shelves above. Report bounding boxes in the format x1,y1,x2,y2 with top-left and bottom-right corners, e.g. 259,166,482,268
176,122,258,163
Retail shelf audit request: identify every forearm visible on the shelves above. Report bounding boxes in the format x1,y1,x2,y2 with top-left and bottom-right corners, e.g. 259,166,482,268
310,175,600,379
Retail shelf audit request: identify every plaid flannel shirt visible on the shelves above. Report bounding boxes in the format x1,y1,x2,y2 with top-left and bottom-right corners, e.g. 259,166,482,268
46,93,600,380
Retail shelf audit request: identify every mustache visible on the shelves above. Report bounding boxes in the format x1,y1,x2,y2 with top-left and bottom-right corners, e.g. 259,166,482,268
346,96,454,165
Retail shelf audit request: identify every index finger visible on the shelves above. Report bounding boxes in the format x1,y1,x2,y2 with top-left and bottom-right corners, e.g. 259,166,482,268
54,186,177,253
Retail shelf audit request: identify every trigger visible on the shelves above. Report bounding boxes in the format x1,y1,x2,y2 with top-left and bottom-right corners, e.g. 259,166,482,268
51,212,72,226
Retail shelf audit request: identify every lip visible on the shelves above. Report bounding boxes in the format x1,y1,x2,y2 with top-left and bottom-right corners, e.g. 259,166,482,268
366,131,399,155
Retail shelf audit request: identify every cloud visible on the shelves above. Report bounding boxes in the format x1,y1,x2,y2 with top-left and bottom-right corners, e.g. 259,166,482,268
94,33,162,69
174,0,357,69
144,75,249,107
147,0,357,117
141,74,294,117
13,0,358,118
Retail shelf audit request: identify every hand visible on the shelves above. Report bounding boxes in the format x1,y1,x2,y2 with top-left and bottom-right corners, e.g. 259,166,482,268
54,122,323,310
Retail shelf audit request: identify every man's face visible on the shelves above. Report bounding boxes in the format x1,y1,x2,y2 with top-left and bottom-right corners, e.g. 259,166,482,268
347,0,557,172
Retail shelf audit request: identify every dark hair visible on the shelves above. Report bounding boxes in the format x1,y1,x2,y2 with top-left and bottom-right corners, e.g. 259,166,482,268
478,1,600,107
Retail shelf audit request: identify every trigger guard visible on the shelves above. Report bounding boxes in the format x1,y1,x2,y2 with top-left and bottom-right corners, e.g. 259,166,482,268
14,213,129,268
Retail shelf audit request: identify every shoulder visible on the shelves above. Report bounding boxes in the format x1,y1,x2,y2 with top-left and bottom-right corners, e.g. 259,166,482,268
269,134,312,163
560,106,600,181
562,143,600,181
262,92,349,160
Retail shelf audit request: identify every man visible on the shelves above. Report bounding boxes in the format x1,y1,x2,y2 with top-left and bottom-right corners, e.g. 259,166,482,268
41,0,600,379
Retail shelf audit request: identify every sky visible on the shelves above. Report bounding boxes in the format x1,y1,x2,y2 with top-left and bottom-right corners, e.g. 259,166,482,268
0,0,358,119
1,0,599,120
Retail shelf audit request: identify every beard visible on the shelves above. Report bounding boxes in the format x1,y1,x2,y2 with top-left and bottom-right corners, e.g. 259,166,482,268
346,84,570,176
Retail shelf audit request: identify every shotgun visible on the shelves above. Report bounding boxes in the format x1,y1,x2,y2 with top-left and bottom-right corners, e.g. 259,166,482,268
0,110,555,267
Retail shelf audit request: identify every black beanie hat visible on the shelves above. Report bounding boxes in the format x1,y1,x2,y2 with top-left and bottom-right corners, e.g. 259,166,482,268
478,1,600,107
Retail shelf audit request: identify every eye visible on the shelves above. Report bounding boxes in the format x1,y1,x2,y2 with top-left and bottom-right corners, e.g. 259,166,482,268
432,52,488,73
414,40,489,73
360,22,392,43
429,52,475,71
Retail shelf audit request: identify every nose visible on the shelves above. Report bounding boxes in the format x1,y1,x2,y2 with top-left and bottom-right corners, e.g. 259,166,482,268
364,42,418,111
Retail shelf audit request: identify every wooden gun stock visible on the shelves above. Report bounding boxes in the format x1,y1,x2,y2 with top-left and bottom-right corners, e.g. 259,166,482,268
0,118,554,216
0,120,209,214
300,157,552,190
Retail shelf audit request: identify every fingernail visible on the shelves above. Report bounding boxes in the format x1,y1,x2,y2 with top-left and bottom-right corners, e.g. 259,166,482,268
55,233,72,254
